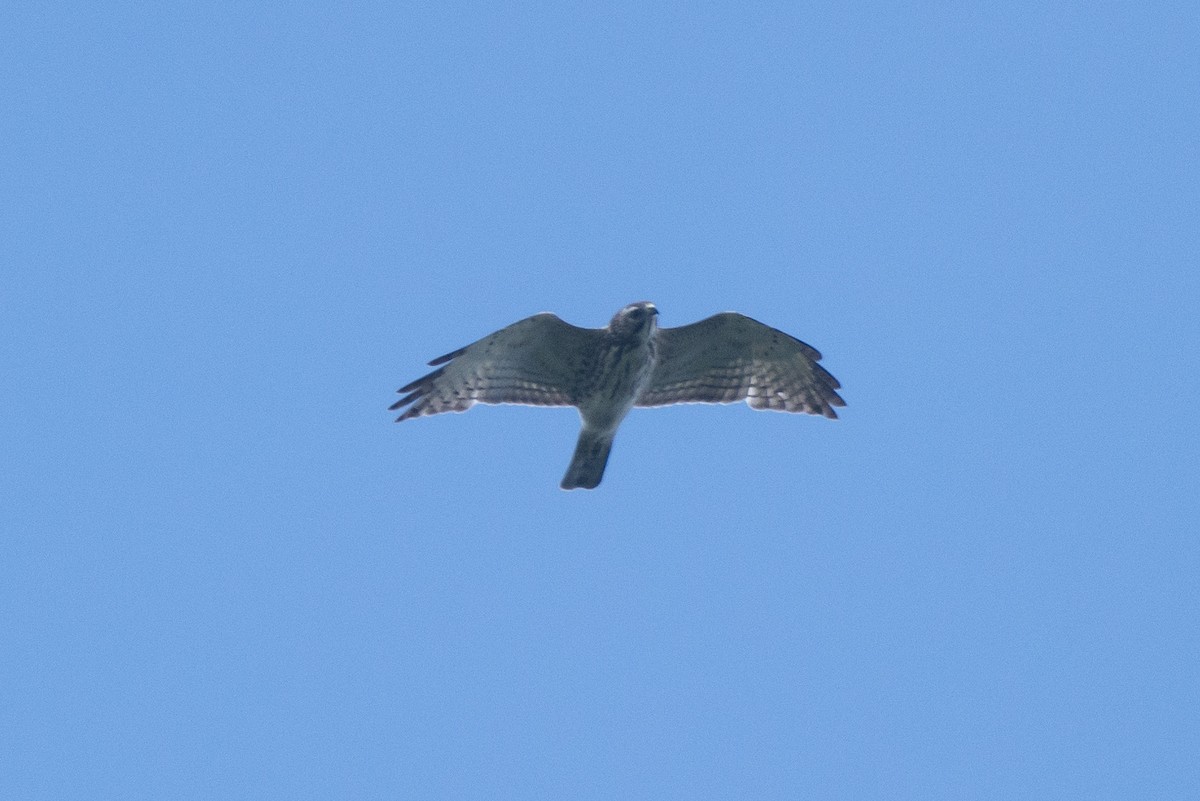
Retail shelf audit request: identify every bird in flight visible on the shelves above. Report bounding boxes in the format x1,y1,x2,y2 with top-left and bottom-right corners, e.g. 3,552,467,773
390,302,845,490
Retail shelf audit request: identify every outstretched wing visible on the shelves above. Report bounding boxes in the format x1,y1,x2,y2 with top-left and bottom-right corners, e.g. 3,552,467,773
390,313,602,421
639,312,845,418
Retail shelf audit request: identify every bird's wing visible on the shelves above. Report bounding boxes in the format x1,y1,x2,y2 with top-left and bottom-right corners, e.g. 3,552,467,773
639,312,845,418
390,313,602,421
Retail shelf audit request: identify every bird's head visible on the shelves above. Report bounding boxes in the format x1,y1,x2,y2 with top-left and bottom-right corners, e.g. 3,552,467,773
609,301,659,341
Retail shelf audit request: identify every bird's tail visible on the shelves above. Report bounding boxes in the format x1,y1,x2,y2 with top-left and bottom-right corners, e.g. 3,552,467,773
561,429,615,490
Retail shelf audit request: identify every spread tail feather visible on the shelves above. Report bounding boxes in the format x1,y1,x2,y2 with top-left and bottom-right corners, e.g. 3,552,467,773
561,430,614,490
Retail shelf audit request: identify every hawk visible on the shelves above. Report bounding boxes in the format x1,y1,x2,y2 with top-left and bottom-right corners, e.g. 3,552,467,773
390,302,845,490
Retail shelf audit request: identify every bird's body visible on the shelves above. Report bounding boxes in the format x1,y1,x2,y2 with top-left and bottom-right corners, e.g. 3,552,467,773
559,304,659,488
390,302,844,489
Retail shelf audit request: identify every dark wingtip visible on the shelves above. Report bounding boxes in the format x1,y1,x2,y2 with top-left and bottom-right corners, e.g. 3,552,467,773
389,388,422,411
813,362,841,390
398,366,445,394
427,346,466,367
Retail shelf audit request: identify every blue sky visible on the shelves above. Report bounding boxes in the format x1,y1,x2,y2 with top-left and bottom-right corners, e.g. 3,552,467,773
3,2,1198,798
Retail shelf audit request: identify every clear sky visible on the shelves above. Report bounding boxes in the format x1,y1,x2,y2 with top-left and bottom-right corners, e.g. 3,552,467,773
3,3,1198,799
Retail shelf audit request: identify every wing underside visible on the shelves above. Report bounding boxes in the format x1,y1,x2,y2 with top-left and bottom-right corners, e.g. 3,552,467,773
390,313,602,421
638,312,845,418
